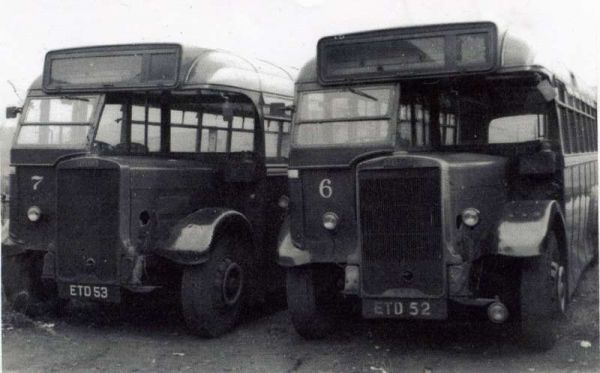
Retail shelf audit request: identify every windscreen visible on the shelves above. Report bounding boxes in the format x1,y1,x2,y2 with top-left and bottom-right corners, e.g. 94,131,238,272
16,96,98,147
293,78,552,151
294,86,394,147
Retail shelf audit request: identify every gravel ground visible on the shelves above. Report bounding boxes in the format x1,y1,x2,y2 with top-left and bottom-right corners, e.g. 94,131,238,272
2,263,598,373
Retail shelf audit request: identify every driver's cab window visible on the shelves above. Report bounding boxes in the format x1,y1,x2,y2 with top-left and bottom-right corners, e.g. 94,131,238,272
96,100,162,152
95,104,125,145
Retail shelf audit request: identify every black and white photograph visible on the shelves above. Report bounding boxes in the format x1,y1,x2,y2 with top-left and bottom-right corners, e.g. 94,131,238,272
0,1,598,372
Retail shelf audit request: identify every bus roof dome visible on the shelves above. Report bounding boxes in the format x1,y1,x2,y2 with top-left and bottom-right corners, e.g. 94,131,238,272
181,47,297,96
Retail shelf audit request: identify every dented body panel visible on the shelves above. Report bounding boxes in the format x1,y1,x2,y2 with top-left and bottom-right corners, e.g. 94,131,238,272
496,200,564,257
159,208,253,265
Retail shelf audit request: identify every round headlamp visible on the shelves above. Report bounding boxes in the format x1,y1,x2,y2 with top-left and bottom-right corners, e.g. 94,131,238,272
27,206,42,222
322,212,340,231
461,208,480,227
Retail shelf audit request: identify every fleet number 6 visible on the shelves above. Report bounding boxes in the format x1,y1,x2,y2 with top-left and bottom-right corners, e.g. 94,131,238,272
319,179,332,198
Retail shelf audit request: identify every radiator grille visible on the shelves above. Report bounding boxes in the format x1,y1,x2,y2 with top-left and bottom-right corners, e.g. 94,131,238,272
56,168,120,282
359,167,444,296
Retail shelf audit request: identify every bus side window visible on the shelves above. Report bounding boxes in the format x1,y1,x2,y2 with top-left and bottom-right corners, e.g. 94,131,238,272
592,107,597,151
488,114,547,144
264,119,291,158
440,113,458,145
265,120,279,157
230,116,254,152
170,109,197,152
397,104,412,146
577,112,586,152
281,121,291,157
559,106,571,153
589,114,597,151
201,113,228,152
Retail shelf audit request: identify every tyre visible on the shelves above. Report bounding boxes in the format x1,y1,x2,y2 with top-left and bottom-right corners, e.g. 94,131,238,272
181,235,249,337
286,265,339,339
1,253,66,317
519,231,567,351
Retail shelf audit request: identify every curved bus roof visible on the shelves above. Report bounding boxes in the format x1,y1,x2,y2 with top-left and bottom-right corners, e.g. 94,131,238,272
29,44,297,98
298,22,595,105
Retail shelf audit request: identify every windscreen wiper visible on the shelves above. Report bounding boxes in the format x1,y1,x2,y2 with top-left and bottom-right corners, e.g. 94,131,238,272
347,87,378,101
59,95,90,102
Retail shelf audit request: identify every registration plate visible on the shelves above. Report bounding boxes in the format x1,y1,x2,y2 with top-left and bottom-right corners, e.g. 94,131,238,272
362,299,447,319
59,283,120,303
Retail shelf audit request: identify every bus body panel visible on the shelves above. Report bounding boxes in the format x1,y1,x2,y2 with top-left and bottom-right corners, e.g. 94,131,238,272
562,154,598,295
10,166,57,252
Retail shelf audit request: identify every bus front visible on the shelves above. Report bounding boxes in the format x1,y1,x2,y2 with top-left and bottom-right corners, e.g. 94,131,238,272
280,22,570,347
3,44,184,312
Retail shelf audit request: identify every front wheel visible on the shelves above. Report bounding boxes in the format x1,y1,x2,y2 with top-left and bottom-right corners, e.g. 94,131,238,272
2,253,66,317
181,235,249,337
286,265,340,339
519,231,567,351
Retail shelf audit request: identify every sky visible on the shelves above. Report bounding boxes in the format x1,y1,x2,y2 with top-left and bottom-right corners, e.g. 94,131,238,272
0,0,598,128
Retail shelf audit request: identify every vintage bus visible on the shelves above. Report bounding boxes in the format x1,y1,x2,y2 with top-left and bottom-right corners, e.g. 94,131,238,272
277,22,597,350
2,44,295,337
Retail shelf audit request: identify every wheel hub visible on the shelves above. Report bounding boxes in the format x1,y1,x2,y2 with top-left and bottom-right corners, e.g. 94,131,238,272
221,261,243,306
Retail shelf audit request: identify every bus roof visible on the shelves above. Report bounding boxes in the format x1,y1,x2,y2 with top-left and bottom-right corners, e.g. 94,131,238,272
29,44,297,97
298,22,595,105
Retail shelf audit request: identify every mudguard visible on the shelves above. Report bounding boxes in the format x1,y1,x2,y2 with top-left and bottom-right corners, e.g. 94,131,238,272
157,208,253,265
1,221,27,257
277,216,311,267
496,200,565,257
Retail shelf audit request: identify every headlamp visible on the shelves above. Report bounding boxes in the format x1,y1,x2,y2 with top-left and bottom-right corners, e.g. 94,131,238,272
27,206,42,222
461,207,480,227
322,212,339,231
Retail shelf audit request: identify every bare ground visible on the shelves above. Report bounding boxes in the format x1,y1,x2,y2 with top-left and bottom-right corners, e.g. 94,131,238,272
2,264,598,373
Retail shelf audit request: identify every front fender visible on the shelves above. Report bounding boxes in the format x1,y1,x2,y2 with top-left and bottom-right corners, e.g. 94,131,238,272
277,216,311,267
1,221,27,257
496,200,565,257
157,208,252,265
